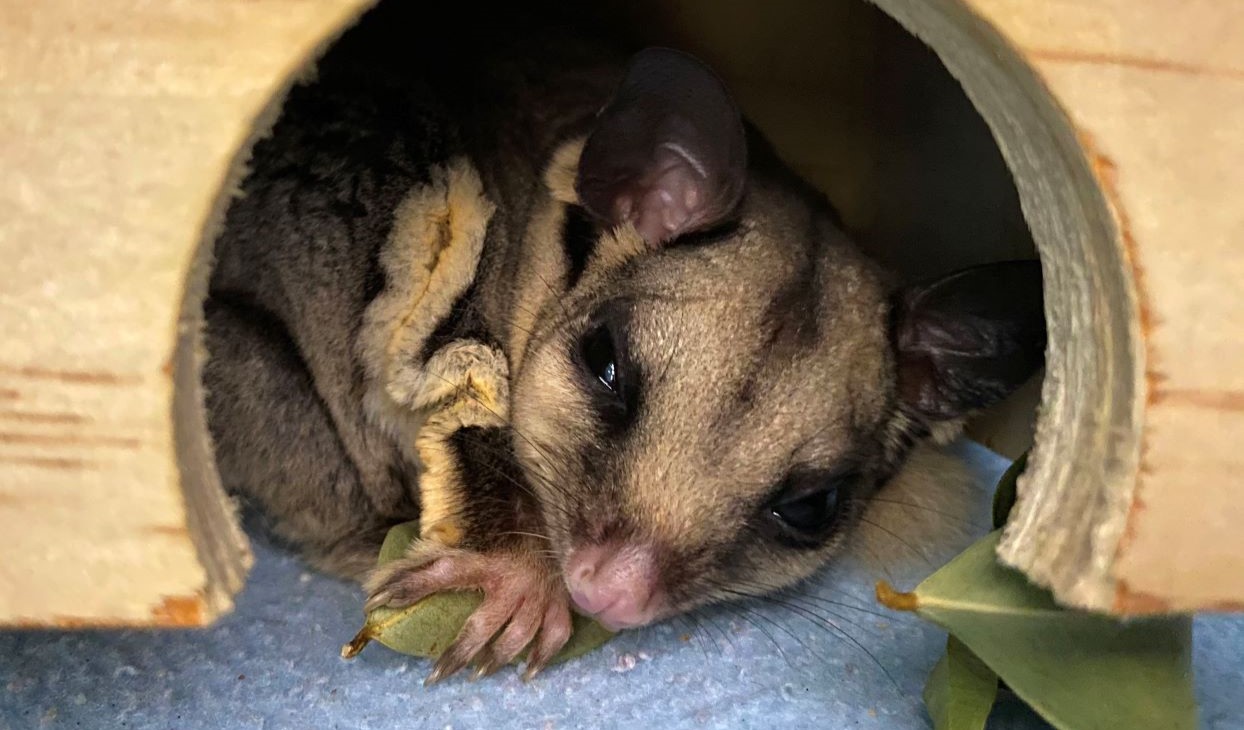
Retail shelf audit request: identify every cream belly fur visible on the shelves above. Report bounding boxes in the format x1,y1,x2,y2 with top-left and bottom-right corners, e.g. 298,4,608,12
357,159,510,548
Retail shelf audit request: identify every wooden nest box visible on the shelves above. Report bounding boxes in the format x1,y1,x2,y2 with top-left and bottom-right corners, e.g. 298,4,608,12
1,0,1240,626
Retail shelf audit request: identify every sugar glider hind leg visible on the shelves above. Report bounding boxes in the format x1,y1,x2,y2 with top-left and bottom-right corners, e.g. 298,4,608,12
202,296,418,580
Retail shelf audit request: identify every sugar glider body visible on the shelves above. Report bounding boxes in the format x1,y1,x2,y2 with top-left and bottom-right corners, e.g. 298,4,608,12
205,5,1044,681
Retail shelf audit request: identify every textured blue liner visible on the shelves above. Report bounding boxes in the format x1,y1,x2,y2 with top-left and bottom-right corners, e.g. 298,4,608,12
3,441,1240,730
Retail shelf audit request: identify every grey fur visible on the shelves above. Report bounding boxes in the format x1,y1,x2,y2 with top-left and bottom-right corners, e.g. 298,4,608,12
204,6,1043,629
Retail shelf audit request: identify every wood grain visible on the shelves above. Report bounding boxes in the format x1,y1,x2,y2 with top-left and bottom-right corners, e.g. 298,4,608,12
871,0,1244,613
2,0,1237,624
0,0,374,627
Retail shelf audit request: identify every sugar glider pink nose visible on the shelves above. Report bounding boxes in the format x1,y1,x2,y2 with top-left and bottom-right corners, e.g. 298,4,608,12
564,542,663,631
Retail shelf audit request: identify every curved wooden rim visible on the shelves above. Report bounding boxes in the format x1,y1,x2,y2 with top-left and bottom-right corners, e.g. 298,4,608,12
866,0,1146,610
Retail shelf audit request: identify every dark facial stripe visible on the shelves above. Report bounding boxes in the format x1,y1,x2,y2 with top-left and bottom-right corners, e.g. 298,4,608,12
716,270,820,431
447,426,539,551
561,204,597,290
763,249,821,352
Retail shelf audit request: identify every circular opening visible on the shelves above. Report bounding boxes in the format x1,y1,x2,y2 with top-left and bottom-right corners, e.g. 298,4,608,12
866,0,1142,606
188,0,1137,610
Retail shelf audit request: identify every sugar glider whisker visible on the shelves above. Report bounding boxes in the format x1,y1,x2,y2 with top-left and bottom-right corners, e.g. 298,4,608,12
204,6,1044,682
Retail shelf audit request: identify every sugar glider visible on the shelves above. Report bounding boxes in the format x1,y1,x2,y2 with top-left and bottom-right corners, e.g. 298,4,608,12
204,4,1044,682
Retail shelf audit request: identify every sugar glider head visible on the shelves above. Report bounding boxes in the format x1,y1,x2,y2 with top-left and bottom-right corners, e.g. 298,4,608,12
506,48,1045,630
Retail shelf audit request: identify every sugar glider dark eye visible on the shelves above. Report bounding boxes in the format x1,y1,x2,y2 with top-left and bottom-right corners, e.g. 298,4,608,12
771,486,840,533
575,307,640,431
765,471,853,540
580,323,619,394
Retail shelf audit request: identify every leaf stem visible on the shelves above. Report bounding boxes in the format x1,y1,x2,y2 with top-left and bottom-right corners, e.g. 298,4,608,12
875,581,920,612
340,627,374,659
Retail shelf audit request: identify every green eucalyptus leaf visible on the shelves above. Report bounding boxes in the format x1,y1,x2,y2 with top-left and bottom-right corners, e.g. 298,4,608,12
342,520,614,665
923,634,999,730
879,531,1198,730
376,520,422,565
991,451,1028,529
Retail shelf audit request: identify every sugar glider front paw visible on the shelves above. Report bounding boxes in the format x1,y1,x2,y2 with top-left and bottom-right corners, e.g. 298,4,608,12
363,540,573,684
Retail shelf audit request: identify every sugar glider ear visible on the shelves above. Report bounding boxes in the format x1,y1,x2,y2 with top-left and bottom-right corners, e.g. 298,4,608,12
892,260,1046,422
575,47,748,245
